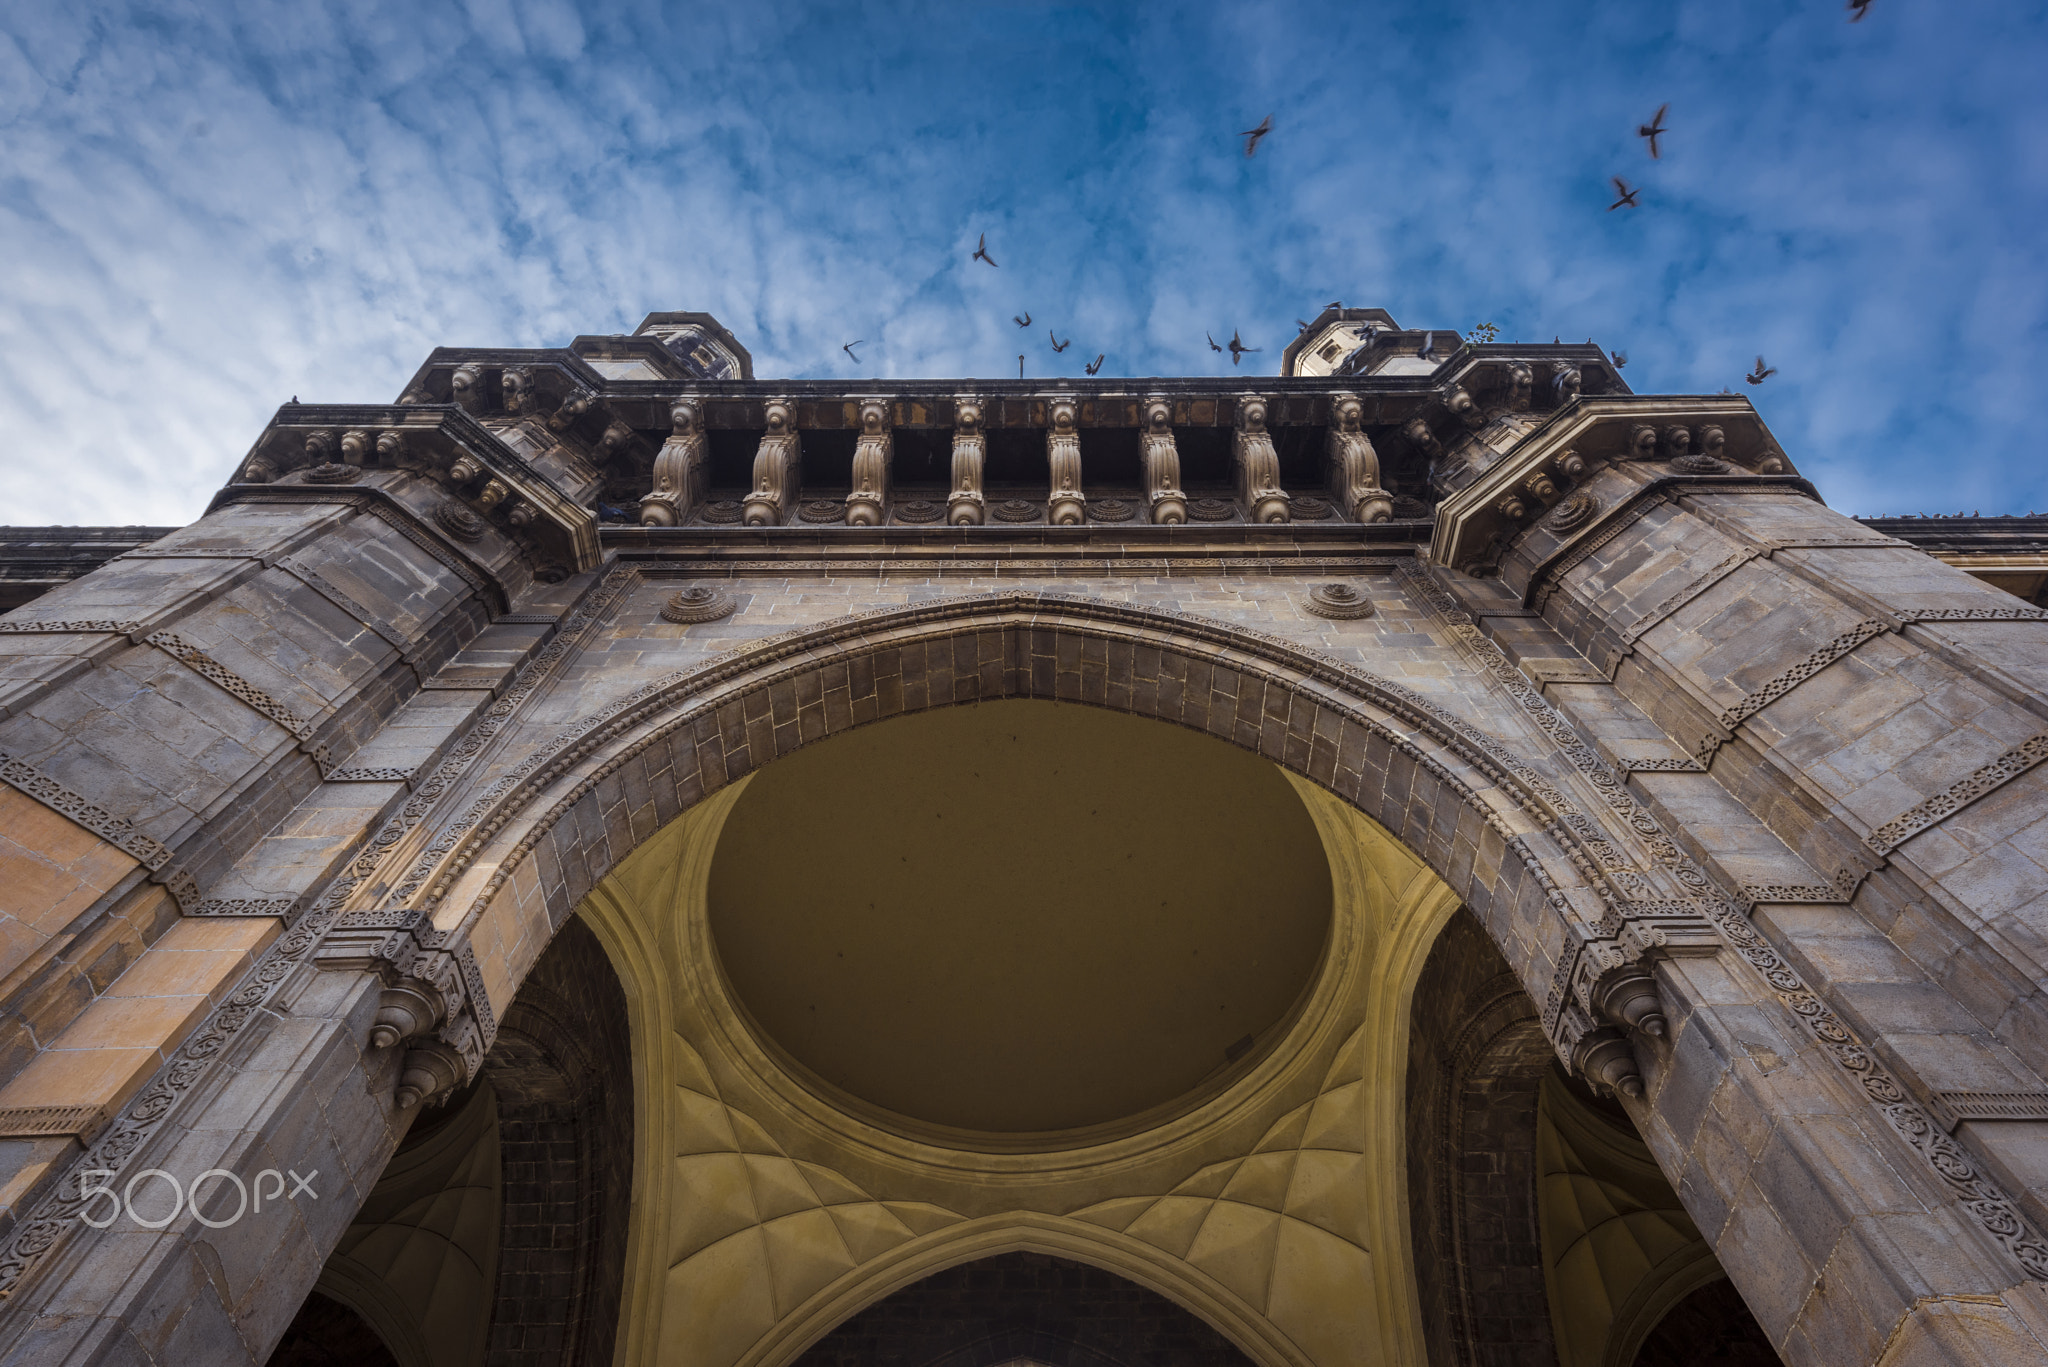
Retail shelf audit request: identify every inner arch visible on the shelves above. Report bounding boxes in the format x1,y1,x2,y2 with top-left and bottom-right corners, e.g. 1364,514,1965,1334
706,699,1334,1134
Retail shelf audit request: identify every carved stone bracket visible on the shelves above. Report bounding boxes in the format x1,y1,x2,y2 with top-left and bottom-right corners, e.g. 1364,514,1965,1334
1046,398,1085,525
1233,395,1289,523
1326,393,1392,524
640,400,709,527
313,907,496,1109
847,400,893,527
1140,398,1185,525
744,401,801,527
949,398,986,526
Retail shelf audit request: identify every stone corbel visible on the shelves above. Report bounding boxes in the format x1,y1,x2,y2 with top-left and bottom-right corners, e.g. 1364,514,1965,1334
949,399,986,525
640,400,708,527
1550,363,1582,407
1446,385,1485,431
339,430,375,467
1046,399,1085,525
500,367,533,415
1572,1027,1646,1098
450,364,486,415
1140,398,1185,525
1233,396,1289,523
744,400,801,527
548,387,595,434
847,400,892,526
1503,361,1535,413
1326,394,1392,524
314,908,495,1111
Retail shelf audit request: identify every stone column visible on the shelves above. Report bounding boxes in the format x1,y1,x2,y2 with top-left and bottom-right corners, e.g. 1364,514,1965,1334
1432,396,2048,1364
1326,393,1392,524
949,398,985,526
638,399,707,527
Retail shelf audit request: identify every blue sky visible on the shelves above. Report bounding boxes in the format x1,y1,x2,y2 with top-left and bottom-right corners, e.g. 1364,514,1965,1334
2,0,2044,525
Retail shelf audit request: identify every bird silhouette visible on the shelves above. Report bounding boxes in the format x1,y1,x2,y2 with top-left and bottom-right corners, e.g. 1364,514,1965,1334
1206,331,1224,353
973,233,997,267
1610,350,1628,369
1085,354,1104,376
1241,115,1273,158
1418,332,1438,362
1014,312,1031,327
1848,0,1874,19
1608,176,1641,211
1638,104,1669,159
1050,330,1071,353
1228,330,1259,366
842,341,862,362
1746,356,1777,385
291,395,299,404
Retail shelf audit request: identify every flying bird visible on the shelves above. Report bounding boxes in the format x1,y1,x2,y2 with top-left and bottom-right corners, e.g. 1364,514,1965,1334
1085,354,1104,376
1608,176,1641,211
842,341,862,361
1610,350,1628,369
973,234,997,267
1746,355,1777,385
1418,332,1438,362
1228,329,1259,366
1638,104,1669,159
1241,114,1273,158
1206,331,1224,353
1049,330,1071,353
1848,0,1874,20
1013,312,1032,328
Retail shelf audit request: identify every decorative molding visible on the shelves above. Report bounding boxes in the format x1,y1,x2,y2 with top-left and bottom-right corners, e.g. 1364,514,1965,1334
1614,756,1707,773
1187,497,1236,522
1935,1092,2048,1129
0,620,145,636
433,499,488,543
1740,882,1850,906
1715,619,1889,730
1619,549,1759,647
697,499,744,525
494,613,561,625
1543,491,1602,533
190,897,301,922
0,749,173,870
1896,606,2048,624
892,499,946,524
326,767,416,784
144,631,320,743
1865,734,2048,856
1301,583,1376,619
659,588,738,624
0,1106,105,1141
991,498,1042,524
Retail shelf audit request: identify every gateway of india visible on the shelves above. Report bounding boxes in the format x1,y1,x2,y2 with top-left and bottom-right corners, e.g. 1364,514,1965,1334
0,306,2045,1367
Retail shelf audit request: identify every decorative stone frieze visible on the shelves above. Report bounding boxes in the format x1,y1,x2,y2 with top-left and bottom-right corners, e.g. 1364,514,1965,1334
744,400,800,527
846,399,892,526
1233,395,1288,523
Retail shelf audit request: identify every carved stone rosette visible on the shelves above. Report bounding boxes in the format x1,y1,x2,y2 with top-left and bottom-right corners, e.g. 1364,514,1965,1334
1234,396,1289,523
1326,394,1392,524
744,400,801,527
640,400,709,526
949,398,986,525
1138,398,1186,525
313,909,494,1111
846,400,893,527
1046,398,1085,525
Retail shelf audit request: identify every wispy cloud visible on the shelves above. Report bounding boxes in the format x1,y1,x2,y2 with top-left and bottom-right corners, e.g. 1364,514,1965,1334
1,0,2044,524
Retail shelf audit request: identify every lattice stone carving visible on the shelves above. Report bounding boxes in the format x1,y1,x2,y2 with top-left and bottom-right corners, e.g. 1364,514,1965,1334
0,620,144,635
0,1106,106,1141
190,897,300,920
145,631,319,742
1866,734,2048,855
326,768,416,784
1716,619,1890,729
0,749,173,870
